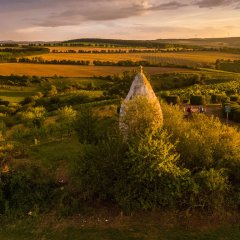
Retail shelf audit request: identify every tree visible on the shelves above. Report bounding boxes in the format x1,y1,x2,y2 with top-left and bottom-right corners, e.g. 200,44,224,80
57,106,77,122
47,85,58,96
21,107,46,128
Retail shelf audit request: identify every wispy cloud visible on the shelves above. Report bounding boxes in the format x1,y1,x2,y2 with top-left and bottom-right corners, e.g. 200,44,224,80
16,27,51,33
150,1,188,11
34,1,190,27
194,0,239,8
0,0,240,41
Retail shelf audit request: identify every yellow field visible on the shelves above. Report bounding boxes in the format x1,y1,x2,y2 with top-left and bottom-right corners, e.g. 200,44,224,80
33,51,240,66
0,63,195,77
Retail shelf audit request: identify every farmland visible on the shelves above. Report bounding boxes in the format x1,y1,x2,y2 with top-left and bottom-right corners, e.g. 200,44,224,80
0,63,196,77
33,51,240,66
48,46,158,52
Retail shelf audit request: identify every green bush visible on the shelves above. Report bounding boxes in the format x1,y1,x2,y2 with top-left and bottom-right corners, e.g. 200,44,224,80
0,164,56,215
21,107,46,128
191,169,229,210
165,95,180,105
162,103,240,186
230,95,239,102
70,136,125,201
222,102,240,121
233,109,240,123
190,95,206,105
211,94,226,104
120,96,163,139
114,130,190,211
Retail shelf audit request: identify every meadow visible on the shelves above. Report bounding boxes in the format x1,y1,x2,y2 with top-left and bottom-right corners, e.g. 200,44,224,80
0,85,38,102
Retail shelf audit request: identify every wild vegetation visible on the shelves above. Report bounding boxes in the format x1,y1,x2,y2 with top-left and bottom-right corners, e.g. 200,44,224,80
1,39,240,238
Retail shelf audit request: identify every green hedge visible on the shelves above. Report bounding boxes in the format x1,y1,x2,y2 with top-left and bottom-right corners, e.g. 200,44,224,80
233,109,240,123
230,95,239,102
222,102,240,121
211,94,227,104
190,95,206,105
165,95,180,105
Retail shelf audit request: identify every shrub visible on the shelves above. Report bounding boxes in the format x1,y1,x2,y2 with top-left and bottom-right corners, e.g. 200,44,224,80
162,103,240,186
0,120,6,134
114,130,190,210
182,99,189,104
191,169,229,210
21,106,46,128
0,164,56,214
75,108,116,144
230,95,239,102
21,96,35,105
47,85,58,96
0,100,9,106
71,136,125,201
120,96,163,139
211,94,225,104
233,109,240,123
190,95,206,105
57,106,77,122
165,95,180,105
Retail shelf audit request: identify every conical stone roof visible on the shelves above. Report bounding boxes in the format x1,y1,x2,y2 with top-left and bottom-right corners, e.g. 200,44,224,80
124,66,157,101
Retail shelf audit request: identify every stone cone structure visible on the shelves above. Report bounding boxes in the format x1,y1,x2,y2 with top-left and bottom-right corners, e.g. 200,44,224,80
119,67,163,136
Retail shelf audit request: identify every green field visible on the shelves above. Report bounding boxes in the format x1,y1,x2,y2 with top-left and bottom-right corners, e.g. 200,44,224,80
0,87,36,102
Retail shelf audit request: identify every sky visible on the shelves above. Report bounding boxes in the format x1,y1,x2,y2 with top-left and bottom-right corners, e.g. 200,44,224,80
0,0,240,41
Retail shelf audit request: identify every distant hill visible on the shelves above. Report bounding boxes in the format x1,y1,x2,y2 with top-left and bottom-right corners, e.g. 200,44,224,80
64,38,167,48
154,37,240,49
64,37,240,49
1,37,240,49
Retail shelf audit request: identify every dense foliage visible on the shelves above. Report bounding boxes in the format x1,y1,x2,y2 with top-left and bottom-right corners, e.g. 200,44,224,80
1,67,240,217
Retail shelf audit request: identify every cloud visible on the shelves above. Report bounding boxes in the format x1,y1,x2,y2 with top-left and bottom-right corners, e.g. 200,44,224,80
16,27,51,33
34,0,150,27
150,1,188,11
33,0,190,27
194,0,239,8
